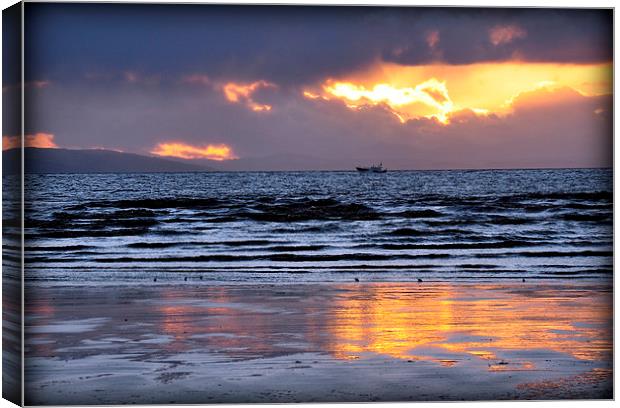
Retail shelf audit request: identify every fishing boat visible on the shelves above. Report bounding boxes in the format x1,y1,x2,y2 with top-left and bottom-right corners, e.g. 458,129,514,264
356,163,387,173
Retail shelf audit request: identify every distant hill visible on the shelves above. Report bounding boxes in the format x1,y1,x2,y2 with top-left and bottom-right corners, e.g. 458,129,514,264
2,147,212,174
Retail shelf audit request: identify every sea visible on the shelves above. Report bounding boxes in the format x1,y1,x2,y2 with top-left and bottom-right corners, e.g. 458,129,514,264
19,168,613,285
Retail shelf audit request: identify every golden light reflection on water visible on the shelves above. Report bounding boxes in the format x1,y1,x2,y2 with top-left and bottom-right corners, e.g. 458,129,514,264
327,286,453,360
324,284,612,368
27,283,608,369
23,283,613,402
149,283,612,370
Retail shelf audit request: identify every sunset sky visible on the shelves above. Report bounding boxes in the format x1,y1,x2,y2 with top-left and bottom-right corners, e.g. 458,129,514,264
7,4,613,169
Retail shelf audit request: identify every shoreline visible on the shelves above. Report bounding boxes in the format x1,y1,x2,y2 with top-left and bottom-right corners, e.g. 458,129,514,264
24,281,612,404
23,275,615,288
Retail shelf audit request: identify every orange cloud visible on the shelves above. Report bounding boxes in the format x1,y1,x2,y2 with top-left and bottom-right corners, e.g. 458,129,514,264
323,78,454,124
304,61,612,125
507,85,591,113
2,133,58,150
303,91,323,100
222,80,275,112
489,24,527,46
150,142,237,161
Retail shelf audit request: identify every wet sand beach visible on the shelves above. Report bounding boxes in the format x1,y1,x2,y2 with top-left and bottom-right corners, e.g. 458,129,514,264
24,281,612,404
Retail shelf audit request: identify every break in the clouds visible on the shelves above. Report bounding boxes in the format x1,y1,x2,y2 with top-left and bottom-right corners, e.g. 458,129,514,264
18,4,613,170
151,142,237,161
222,81,277,112
2,133,58,150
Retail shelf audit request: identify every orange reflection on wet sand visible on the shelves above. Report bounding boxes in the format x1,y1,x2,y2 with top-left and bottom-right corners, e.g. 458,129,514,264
157,287,275,355
325,284,611,368
125,282,612,369
327,286,453,360
24,280,612,404
24,282,612,403
158,287,235,349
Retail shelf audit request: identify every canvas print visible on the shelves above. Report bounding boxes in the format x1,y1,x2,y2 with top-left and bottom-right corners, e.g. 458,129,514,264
2,2,613,405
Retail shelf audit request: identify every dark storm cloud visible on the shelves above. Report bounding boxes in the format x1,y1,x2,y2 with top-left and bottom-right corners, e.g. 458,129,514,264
3,3,22,136
24,4,612,86
379,8,612,66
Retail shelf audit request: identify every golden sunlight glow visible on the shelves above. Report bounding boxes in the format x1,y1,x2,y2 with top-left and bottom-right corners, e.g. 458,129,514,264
303,91,324,100
2,133,58,150
325,78,454,123
305,61,612,125
222,80,276,112
150,141,237,160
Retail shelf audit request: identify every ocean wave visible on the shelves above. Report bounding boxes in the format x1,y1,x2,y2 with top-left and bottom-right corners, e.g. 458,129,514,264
240,198,380,222
271,223,342,233
69,197,225,210
25,245,95,252
386,228,425,236
560,213,612,222
369,240,537,250
22,170,612,283
77,252,455,263
390,209,444,218
475,250,612,258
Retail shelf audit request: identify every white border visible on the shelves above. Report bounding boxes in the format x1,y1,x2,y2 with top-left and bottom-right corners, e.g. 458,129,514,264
0,1,616,408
